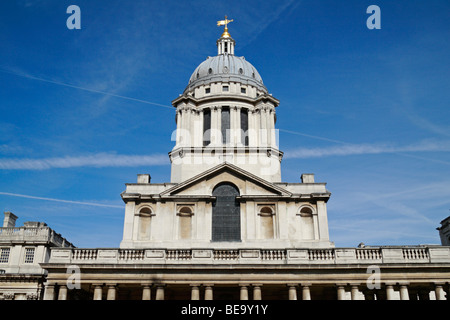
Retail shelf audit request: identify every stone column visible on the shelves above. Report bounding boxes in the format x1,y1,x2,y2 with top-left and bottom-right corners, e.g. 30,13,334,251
337,286,346,300
191,285,200,300
316,201,330,241
269,108,277,148
155,285,165,300
43,283,56,300
266,107,273,147
252,285,262,300
435,284,446,300
106,285,117,300
93,284,103,300
301,285,311,300
176,109,182,146
399,284,410,300
288,285,297,300
351,285,360,300
385,285,395,300
142,285,151,300
182,106,189,136
58,285,68,300
259,106,268,147
211,106,221,146
204,285,213,300
187,108,194,147
179,108,186,146
249,109,259,148
240,285,249,300
265,107,271,148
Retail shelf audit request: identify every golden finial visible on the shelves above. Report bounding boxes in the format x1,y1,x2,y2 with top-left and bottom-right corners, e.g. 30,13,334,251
217,15,233,38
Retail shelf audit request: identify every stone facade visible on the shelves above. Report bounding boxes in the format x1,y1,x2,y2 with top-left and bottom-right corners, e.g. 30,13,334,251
120,163,332,249
0,212,74,300
41,245,450,300
4,22,450,301
37,24,450,301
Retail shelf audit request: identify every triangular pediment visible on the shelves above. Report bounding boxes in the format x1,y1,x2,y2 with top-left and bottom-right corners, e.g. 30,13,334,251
159,162,292,198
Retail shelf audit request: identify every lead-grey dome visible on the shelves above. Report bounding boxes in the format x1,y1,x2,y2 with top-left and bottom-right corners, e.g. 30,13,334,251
184,54,268,93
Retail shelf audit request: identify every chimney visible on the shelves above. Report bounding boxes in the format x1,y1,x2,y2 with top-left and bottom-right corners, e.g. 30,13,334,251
137,174,151,184
301,174,315,183
3,212,18,228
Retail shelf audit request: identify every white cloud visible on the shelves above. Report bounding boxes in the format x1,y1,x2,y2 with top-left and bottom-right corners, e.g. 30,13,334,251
0,153,169,170
284,140,450,160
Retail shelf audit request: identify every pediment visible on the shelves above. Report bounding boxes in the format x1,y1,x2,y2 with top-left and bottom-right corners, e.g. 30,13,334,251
159,162,292,198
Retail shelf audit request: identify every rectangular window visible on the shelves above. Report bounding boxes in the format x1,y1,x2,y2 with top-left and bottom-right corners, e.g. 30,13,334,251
205,87,210,94
222,86,229,92
221,107,230,144
0,248,10,264
241,87,246,94
24,248,35,264
203,109,211,146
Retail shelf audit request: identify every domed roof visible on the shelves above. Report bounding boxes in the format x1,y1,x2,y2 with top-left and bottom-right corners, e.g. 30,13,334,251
184,54,268,93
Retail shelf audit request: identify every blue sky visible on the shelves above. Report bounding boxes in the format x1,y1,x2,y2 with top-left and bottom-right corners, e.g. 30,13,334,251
0,0,449,248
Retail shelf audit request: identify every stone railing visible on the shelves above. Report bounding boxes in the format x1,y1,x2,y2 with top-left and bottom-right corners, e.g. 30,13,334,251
47,246,450,265
0,227,74,248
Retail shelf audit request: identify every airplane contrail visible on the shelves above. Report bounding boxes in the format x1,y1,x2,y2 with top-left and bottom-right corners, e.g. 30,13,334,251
0,68,173,110
0,192,123,209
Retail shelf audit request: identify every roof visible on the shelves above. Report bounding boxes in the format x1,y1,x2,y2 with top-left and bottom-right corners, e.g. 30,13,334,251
184,54,268,93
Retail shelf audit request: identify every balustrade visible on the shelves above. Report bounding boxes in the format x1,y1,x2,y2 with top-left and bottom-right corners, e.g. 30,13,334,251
0,226,73,247
356,248,382,260
261,249,286,260
308,249,334,261
166,249,192,260
50,246,447,265
403,248,429,260
73,249,98,260
119,249,145,260
213,249,239,260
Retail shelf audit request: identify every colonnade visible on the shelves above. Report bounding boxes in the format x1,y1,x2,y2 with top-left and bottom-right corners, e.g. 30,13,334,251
43,282,449,300
175,104,276,149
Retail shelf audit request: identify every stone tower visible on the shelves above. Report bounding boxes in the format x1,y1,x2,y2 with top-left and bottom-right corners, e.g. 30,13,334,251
169,21,282,183
120,19,333,249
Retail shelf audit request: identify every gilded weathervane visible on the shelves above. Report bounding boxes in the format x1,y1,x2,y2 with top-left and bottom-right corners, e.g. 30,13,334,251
217,15,233,37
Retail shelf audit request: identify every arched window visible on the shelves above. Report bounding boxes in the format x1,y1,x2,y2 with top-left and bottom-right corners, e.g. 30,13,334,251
138,207,153,240
212,183,240,242
299,206,314,240
259,206,275,239
177,206,194,240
